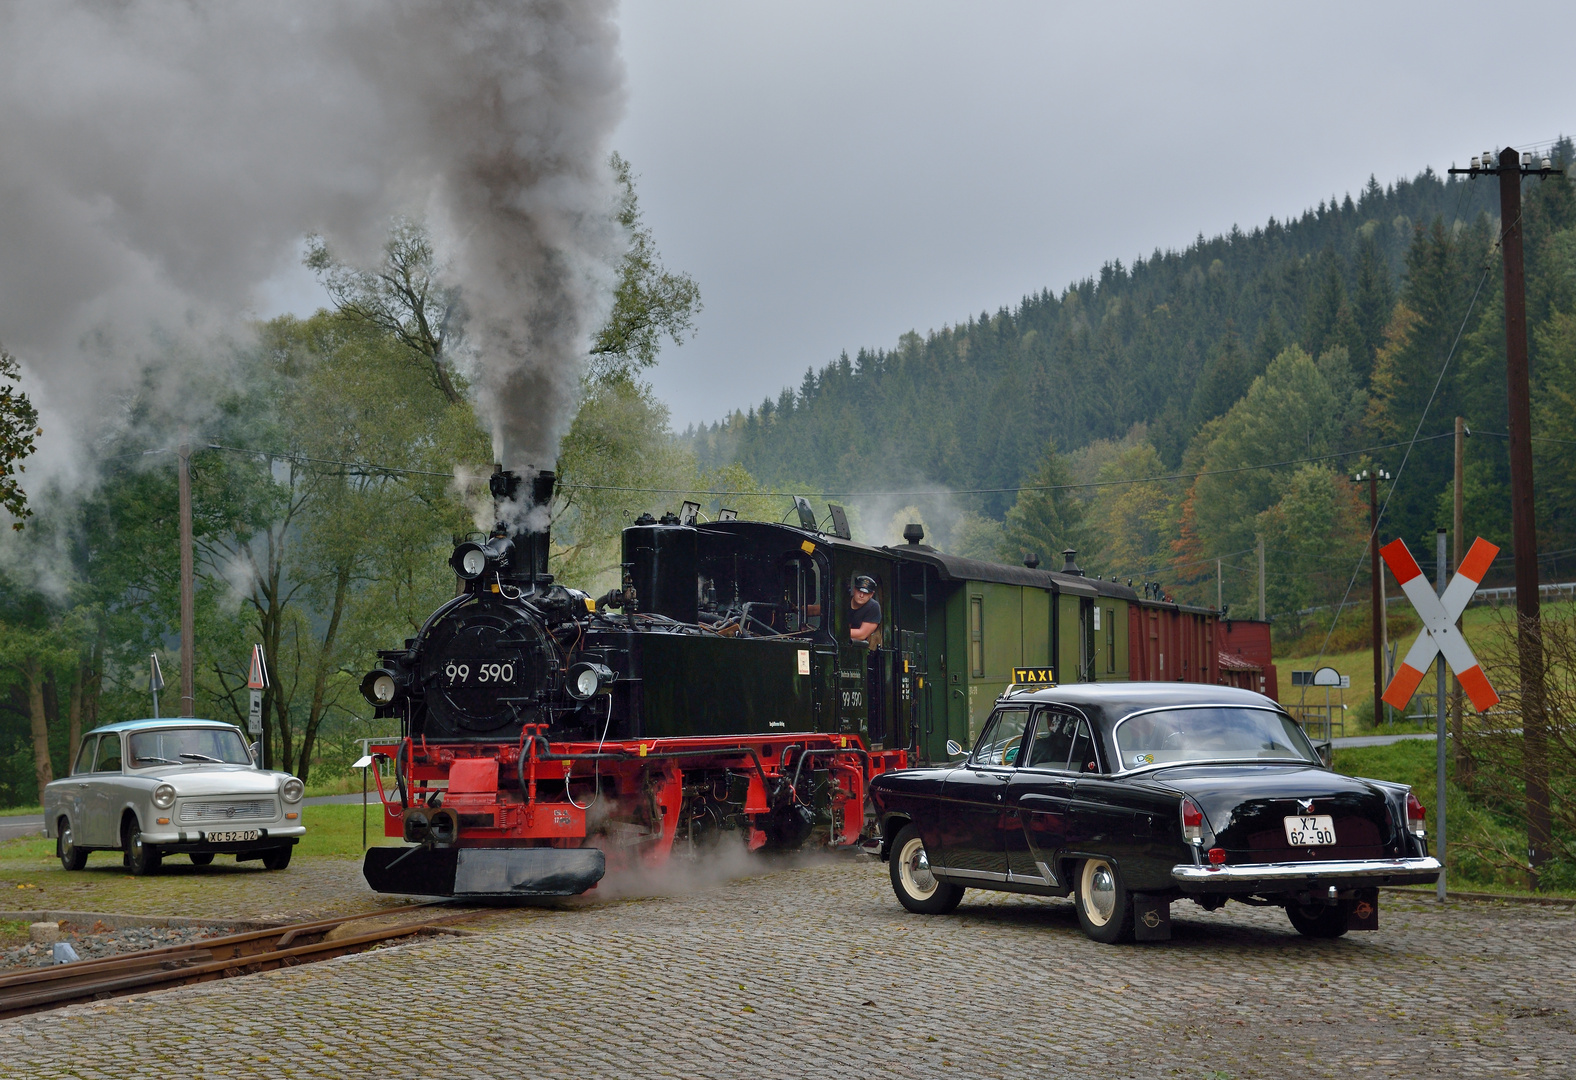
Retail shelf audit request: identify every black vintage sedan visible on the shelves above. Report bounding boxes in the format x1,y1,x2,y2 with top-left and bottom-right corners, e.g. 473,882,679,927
869,683,1440,943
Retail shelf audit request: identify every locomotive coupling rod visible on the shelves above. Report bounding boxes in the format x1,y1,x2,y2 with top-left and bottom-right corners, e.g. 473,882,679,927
520,736,776,802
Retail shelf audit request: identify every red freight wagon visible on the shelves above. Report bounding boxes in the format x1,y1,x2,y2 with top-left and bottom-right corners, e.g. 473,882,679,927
1127,601,1220,686
1217,618,1279,701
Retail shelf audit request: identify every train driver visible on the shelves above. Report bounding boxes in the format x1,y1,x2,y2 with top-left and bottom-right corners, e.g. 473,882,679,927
848,575,882,644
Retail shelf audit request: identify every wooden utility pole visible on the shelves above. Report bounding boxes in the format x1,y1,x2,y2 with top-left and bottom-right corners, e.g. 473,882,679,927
1450,146,1558,884
1256,538,1265,621
1452,418,1468,779
178,438,196,717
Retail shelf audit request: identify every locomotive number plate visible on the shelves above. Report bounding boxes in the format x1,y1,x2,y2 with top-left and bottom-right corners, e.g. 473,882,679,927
204,829,261,843
1283,815,1336,846
442,660,519,685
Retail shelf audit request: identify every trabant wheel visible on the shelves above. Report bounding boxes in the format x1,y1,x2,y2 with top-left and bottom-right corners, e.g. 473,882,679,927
261,846,293,871
888,823,963,915
1286,900,1351,939
124,818,162,877
1075,858,1135,944
58,818,88,871
188,853,214,866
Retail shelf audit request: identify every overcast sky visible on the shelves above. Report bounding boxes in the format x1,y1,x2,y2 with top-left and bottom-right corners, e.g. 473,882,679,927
607,1,1575,429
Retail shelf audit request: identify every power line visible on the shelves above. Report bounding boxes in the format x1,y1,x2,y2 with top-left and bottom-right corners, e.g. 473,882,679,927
144,430,1464,501
1312,208,1509,667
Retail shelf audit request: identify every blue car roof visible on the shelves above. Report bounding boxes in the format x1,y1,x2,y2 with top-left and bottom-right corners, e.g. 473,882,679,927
83,718,242,736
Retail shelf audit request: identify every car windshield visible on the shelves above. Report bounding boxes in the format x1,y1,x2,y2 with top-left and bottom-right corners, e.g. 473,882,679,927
127,727,251,768
1113,707,1320,769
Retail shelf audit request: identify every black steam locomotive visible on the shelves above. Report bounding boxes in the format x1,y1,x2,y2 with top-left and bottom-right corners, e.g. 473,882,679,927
358,467,1265,899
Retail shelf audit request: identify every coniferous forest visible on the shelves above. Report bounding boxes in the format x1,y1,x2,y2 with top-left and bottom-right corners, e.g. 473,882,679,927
687,150,1576,622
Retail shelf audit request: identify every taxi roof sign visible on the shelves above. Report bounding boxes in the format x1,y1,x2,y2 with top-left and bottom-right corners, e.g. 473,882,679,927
1011,667,1056,686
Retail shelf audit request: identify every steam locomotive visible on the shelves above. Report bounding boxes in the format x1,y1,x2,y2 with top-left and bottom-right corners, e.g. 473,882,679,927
359,468,1274,898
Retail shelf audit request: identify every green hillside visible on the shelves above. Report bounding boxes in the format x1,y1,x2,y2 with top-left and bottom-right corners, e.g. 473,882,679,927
687,146,1576,617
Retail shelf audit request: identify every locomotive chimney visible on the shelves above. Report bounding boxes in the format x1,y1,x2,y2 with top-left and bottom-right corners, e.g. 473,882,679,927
903,523,925,546
490,465,555,587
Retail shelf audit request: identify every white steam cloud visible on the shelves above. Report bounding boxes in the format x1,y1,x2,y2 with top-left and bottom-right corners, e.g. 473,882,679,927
0,0,625,480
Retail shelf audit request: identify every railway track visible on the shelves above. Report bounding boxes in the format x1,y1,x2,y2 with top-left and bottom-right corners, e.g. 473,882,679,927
0,903,472,1020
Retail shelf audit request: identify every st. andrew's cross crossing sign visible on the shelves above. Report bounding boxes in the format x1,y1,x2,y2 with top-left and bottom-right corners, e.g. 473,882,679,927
1380,536,1499,713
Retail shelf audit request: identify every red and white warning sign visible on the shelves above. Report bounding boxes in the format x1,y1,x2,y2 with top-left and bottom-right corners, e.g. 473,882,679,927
247,644,270,690
1380,537,1499,712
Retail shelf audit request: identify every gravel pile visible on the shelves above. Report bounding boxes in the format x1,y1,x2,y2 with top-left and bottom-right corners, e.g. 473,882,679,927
2,921,242,971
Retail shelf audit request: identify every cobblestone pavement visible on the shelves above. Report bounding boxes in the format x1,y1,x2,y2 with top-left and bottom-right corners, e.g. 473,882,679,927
3,857,1573,1079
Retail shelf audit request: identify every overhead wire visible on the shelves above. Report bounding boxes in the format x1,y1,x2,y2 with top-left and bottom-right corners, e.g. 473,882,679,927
1311,202,1513,669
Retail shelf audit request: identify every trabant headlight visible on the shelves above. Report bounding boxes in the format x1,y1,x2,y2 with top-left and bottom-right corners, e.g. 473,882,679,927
152,784,176,810
281,777,304,803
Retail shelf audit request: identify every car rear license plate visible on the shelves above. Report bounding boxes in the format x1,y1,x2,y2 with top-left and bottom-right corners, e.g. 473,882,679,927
1284,815,1336,846
205,829,261,843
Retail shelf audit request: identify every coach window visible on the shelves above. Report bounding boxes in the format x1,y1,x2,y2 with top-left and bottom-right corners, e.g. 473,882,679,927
969,596,984,678
1106,610,1116,673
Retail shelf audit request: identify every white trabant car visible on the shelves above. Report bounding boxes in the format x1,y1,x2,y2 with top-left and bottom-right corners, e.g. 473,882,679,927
43,718,305,875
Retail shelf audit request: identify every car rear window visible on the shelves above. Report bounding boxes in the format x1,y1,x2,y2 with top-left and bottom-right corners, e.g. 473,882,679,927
1113,707,1320,769
128,727,251,768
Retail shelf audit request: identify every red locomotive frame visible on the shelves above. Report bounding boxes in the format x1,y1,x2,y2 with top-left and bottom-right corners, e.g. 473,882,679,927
365,729,907,885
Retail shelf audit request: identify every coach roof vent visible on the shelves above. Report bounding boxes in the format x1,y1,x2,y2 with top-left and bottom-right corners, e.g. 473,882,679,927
1061,549,1084,576
1023,552,1040,569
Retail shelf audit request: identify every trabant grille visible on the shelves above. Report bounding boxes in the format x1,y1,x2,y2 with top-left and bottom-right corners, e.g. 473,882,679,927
178,798,279,824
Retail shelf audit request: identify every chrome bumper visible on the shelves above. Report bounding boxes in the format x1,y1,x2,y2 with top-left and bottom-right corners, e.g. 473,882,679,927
1172,856,1441,891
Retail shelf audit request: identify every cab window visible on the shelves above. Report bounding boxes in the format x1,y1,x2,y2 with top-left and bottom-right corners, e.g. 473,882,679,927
1069,718,1100,773
94,735,123,773
1025,709,1080,770
72,738,97,776
971,708,1030,766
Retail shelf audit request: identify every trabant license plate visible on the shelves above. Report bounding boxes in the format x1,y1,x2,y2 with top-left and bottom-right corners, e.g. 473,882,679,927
205,829,261,843
1283,815,1336,846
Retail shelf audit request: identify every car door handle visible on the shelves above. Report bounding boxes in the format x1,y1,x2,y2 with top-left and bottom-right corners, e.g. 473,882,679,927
1018,793,1065,808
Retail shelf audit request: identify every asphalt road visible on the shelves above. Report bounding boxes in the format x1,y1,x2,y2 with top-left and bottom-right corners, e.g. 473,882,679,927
1,857,1570,1078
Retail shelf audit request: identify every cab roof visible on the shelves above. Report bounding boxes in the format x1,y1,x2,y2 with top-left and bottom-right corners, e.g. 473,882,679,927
998,681,1283,726
83,718,241,736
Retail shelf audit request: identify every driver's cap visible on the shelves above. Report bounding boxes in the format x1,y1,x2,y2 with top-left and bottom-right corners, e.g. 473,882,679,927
852,575,878,593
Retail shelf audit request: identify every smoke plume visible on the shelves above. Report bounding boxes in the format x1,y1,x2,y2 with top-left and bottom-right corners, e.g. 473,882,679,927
0,1,625,481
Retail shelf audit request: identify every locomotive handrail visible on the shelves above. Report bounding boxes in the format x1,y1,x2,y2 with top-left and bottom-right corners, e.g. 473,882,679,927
786,743,871,790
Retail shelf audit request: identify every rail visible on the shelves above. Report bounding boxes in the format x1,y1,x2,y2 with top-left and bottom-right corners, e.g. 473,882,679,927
0,903,472,1020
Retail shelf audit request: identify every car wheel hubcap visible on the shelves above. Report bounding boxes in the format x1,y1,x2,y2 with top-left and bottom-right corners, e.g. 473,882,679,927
1085,862,1116,924
901,838,937,898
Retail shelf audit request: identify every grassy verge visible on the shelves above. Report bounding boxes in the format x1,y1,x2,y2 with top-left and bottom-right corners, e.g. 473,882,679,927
0,802,399,876
1335,740,1576,899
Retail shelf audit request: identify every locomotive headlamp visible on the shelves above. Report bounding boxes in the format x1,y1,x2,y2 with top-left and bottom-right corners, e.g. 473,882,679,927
450,541,490,580
361,668,401,706
566,661,615,700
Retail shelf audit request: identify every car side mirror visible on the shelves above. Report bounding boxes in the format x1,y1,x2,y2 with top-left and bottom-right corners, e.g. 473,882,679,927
248,742,261,766
1315,741,1333,768
946,739,963,758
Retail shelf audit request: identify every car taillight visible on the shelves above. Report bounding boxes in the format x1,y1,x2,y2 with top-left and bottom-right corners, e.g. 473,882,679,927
1181,797,1204,844
1406,792,1427,837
